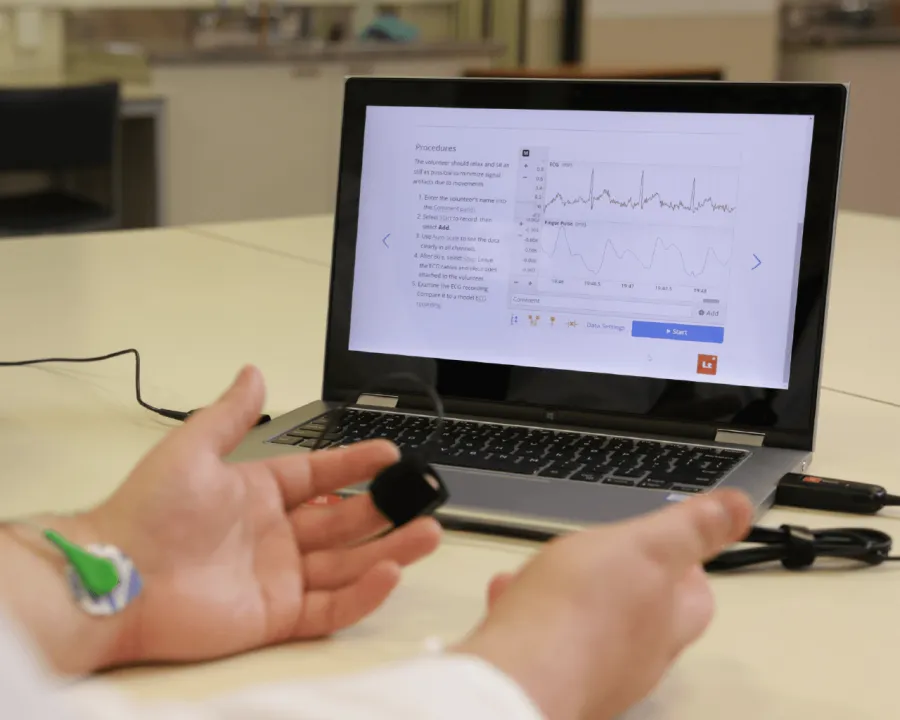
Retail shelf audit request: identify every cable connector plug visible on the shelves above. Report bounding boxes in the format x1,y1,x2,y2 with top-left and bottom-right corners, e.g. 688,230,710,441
775,473,900,515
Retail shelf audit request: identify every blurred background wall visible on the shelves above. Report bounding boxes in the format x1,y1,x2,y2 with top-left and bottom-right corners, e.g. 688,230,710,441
0,0,894,226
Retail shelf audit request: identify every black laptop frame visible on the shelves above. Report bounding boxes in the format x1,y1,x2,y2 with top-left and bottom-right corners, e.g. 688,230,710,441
322,77,847,452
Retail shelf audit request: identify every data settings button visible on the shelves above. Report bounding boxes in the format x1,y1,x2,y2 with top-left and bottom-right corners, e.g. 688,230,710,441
631,321,724,344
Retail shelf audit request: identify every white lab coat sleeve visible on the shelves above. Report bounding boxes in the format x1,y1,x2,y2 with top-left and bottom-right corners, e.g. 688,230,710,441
69,655,545,720
0,611,544,720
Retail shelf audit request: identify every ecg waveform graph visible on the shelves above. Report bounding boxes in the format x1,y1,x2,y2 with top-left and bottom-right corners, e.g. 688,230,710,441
536,223,732,288
542,163,740,227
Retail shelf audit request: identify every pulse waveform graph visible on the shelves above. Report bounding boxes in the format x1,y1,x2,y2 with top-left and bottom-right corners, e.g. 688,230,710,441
533,223,732,289
542,162,740,227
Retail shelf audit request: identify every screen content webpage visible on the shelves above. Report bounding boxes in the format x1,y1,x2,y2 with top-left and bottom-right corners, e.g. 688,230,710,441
348,105,815,389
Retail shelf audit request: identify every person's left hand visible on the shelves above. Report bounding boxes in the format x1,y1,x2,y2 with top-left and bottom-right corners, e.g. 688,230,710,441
84,366,441,666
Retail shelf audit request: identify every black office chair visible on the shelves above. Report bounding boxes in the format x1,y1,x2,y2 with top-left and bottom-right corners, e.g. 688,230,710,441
0,82,121,237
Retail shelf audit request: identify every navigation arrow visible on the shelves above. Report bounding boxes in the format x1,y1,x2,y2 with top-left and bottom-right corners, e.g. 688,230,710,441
752,253,761,270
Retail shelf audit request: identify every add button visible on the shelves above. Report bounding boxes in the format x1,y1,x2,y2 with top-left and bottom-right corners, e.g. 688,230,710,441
631,321,724,344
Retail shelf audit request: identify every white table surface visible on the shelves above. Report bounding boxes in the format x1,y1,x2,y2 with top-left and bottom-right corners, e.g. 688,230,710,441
2,212,900,719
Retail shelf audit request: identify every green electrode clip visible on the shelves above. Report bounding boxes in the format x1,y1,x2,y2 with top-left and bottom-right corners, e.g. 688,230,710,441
43,529,120,596
9,520,141,614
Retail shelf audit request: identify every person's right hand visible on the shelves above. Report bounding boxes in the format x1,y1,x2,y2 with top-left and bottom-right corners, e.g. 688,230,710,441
456,490,753,720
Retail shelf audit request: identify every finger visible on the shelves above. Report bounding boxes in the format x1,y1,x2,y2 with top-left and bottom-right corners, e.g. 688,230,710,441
634,489,753,576
292,493,389,551
265,440,399,509
294,560,401,639
303,517,440,590
487,572,515,609
178,366,265,456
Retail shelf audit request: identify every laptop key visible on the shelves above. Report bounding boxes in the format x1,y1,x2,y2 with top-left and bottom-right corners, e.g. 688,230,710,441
571,469,602,483
540,467,571,479
539,462,582,479
611,467,649,480
270,435,301,445
670,484,705,494
672,475,719,487
638,478,672,490
287,428,334,440
605,438,631,452
576,449,603,464
481,455,529,474
501,456,541,474
697,467,726,479
645,470,686,485
633,441,660,453
696,457,720,467
546,449,578,463
454,451,495,469
432,451,470,466
604,476,637,487
591,452,619,468
430,450,505,473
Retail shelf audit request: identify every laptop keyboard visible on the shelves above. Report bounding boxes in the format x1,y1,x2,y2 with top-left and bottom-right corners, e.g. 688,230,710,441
269,409,748,493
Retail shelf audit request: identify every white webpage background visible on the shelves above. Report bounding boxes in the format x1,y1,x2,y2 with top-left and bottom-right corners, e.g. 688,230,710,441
348,106,813,390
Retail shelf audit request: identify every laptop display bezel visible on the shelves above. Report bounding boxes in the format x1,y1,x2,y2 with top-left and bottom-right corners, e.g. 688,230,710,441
322,77,847,451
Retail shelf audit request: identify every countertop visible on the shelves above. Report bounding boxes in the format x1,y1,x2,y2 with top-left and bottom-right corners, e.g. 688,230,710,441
149,39,506,66
782,24,900,48
4,211,900,720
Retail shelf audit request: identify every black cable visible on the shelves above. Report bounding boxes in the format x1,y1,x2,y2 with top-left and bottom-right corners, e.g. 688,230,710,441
822,385,900,410
1,349,190,422
438,520,900,573
431,518,900,574
314,371,445,453
705,524,900,572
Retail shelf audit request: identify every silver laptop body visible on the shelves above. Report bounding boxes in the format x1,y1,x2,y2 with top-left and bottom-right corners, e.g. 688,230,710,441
231,77,847,534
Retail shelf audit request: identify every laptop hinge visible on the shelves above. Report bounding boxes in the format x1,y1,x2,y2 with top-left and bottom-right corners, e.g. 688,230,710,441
715,429,765,447
356,393,398,408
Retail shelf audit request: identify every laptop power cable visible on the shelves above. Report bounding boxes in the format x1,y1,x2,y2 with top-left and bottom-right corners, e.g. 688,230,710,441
704,524,900,572
0,348,270,425
698,474,900,572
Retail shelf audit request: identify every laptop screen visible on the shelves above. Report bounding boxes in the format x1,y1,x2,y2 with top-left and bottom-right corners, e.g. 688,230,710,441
348,106,814,391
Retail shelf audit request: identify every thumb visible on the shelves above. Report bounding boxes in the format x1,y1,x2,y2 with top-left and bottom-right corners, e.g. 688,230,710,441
487,572,516,609
632,489,753,577
180,365,265,456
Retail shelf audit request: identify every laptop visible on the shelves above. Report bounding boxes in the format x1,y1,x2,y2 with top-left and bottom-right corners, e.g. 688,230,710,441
231,77,847,535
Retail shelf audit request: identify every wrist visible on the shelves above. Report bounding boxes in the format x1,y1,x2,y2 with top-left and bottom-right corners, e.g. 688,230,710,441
0,512,141,674
453,615,598,720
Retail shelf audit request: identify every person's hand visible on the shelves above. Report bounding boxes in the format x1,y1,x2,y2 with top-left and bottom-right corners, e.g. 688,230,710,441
83,366,441,665
456,490,753,720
